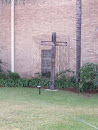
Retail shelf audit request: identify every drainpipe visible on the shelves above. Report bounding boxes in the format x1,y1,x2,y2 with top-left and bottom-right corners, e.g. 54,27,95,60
11,0,15,72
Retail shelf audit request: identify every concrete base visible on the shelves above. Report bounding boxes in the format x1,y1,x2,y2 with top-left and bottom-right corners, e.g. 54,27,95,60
46,89,58,91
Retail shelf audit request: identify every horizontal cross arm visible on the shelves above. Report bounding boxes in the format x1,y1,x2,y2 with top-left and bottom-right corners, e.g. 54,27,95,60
56,42,67,46
41,41,54,46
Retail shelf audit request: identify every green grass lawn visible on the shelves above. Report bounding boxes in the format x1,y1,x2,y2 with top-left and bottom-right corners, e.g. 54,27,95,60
0,87,98,130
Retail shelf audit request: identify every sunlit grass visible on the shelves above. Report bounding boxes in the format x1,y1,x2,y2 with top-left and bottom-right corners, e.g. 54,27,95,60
0,87,98,130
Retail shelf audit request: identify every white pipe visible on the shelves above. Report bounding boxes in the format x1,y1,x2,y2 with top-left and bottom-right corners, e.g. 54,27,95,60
11,0,15,72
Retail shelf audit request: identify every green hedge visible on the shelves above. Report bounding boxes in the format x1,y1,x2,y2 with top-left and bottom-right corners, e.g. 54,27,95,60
0,77,75,89
0,78,50,88
78,63,98,92
0,68,76,89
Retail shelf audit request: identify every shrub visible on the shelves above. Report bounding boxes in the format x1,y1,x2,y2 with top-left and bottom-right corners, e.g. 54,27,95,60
0,79,6,86
0,73,7,80
55,69,75,89
40,78,50,88
34,70,75,89
7,70,20,80
94,66,98,88
55,69,74,79
34,72,50,87
5,79,15,87
78,63,98,92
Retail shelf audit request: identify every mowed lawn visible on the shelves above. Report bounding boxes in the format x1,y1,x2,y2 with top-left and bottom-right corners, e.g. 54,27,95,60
0,87,98,130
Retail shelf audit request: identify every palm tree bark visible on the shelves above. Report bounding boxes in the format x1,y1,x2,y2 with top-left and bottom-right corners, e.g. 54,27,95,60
76,0,82,83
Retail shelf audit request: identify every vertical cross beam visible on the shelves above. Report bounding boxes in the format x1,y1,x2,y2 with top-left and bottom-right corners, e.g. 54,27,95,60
50,32,56,90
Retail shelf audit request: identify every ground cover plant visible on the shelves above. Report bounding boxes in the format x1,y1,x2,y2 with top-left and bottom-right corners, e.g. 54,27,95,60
79,63,98,92
0,87,98,130
55,69,76,89
0,68,76,89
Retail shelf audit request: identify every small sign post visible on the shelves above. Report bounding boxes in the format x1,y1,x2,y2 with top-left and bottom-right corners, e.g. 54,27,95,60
41,32,67,90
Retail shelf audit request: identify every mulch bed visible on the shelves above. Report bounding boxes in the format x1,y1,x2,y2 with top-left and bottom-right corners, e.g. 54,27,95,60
0,86,98,95
62,87,98,94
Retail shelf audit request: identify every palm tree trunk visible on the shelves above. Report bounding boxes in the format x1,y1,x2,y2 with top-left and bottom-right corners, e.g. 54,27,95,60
76,0,82,83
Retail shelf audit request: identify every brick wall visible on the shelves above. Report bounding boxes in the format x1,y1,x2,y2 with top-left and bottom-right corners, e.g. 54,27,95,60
0,0,98,78
0,4,11,72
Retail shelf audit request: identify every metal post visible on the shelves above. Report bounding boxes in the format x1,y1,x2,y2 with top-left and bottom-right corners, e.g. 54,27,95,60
39,87,41,95
37,86,41,95
11,0,15,72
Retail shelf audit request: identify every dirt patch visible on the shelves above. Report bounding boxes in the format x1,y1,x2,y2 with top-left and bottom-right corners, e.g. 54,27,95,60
0,86,5,87
63,87,98,94
62,87,98,97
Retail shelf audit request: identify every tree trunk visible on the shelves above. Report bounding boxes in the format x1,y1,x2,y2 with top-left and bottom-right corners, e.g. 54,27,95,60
76,0,82,83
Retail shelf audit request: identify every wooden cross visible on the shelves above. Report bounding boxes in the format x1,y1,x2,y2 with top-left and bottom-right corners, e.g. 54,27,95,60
41,32,67,90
